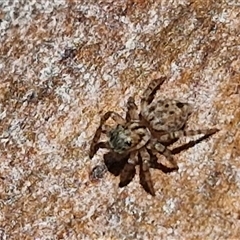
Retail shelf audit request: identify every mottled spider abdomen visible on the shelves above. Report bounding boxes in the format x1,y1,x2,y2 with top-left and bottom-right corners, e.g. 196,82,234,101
141,99,192,133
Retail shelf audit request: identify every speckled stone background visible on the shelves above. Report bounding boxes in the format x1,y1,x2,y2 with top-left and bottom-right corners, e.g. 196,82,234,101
0,0,240,239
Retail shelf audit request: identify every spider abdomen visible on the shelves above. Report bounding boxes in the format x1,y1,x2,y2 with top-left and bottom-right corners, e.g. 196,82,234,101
141,99,192,132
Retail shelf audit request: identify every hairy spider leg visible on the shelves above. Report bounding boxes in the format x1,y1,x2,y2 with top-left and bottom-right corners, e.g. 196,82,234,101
153,140,179,170
119,152,137,188
147,148,177,173
171,130,219,155
138,148,155,196
141,77,166,109
90,141,112,159
126,96,139,121
89,111,126,158
157,128,219,143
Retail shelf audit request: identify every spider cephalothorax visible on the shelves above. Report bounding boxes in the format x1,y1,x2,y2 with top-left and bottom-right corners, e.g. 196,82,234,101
89,76,219,196
108,125,132,153
108,123,151,154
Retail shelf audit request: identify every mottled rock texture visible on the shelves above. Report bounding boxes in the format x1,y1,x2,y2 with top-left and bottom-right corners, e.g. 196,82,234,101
0,0,239,239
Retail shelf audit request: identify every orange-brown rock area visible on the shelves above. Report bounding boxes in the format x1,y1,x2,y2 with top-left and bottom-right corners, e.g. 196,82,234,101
0,0,239,239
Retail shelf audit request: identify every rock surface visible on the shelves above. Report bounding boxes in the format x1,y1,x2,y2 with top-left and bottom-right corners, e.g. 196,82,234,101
0,0,239,239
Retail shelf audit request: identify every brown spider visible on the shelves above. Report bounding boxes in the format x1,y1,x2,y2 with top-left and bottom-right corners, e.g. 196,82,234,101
89,76,219,196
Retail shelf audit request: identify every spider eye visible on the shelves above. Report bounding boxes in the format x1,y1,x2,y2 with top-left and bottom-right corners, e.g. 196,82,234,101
126,140,132,146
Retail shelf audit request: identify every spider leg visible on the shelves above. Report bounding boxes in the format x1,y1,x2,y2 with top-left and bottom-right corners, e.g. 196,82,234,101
141,77,166,109
147,148,177,173
89,111,126,158
171,130,219,155
157,128,219,143
89,141,112,159
119,152,137,188
150,128,219,170
153,141,179,170
126,97,139,121
138,148,155,196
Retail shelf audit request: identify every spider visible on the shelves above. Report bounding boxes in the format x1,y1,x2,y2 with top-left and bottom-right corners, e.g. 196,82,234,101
89,76,219,196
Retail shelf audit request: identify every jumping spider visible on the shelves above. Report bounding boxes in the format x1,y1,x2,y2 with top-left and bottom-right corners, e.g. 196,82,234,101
89,76,218,196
